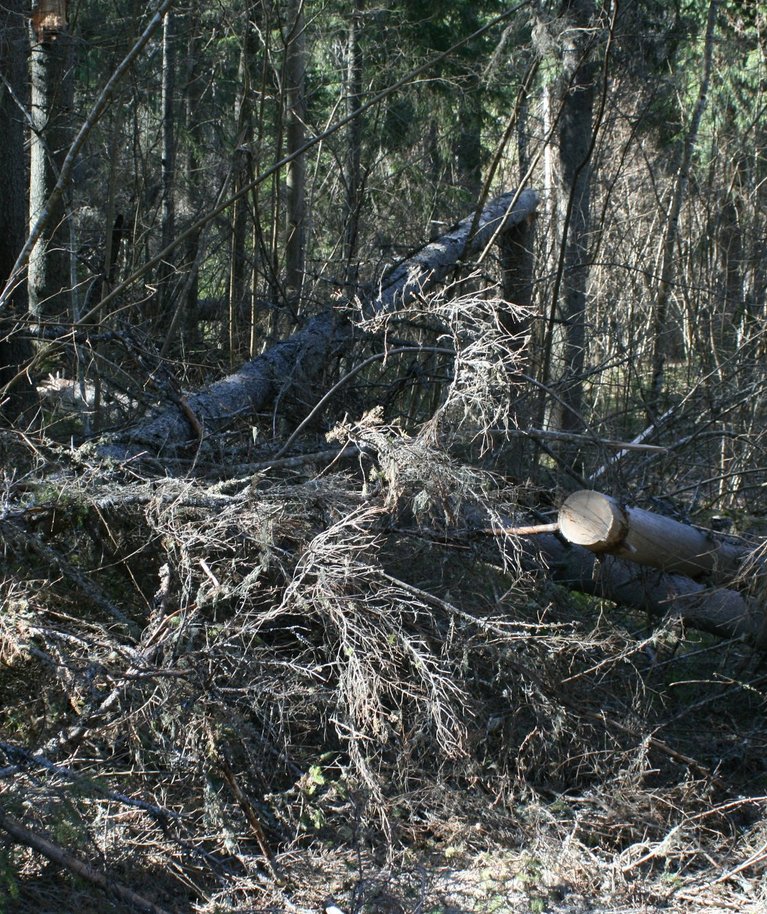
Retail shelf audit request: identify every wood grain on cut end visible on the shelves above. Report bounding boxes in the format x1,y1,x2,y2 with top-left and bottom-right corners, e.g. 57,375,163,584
559,489,627,549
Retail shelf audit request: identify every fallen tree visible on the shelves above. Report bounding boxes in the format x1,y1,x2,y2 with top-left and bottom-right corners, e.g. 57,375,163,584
558,489,746,582
95,189,538,460
532,533,767,649
507,489,765,648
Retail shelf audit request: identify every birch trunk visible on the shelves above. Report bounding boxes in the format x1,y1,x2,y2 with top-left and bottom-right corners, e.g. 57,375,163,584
28,0,74,322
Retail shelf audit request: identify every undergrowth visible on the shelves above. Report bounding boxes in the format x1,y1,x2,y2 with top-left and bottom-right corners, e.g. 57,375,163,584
1,421,766,913
1,286,766,912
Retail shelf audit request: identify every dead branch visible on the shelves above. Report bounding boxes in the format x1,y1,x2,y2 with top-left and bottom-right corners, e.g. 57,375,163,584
0,811,175,914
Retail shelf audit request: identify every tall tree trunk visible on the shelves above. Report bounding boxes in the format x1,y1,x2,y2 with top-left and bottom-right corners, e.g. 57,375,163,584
456,92,483,199
0,0,38,424
343,0,364,290
284,0,306,305
158,8,177,319
178,13,203,344
648,0,718,416
552,0,595,437
229,22,255,362
159,11,206,360
28,0,74,322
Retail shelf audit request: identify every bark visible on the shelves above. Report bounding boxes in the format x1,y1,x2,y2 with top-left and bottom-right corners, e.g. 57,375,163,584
558,489,746,582
28,0,75,322
366,188,539,318
533,533,767,649
95,189,539,456
456,92,483,199
160,12,205,358
499,215,535,345
284,0,306,302
157,8,176,318
0,0,38,423
343,0,364,289
551,0,595,436
534,0,607,451
229,26,255,355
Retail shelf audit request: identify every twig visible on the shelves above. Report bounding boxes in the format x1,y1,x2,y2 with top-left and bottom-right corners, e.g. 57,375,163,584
204,721,281,881
0,741,179,823
710,835,767,885
271,346,453,461
0,811,175,914
483,522,560,536
507,427,668,453
0,519,134,629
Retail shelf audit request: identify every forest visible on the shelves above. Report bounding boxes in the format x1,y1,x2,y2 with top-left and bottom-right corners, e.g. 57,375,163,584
1,0,766,911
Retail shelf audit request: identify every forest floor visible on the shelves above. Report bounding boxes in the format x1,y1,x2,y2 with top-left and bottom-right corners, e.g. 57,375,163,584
2,430,766,914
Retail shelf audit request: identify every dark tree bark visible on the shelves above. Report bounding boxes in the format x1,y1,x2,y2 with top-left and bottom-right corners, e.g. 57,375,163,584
229,22,255,357
0,0,38,423
456,92,483,199
535,533,767,649
534,0,601,449
95,189,539,457
499,215,535,345
175,12,205,349
343,0,364,290
284,0,306,304
158,8,177,318
552,0,595,436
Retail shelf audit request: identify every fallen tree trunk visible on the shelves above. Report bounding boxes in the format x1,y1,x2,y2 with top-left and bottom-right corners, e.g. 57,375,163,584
96,189,538,459
532,533,767,649
558,489,746,583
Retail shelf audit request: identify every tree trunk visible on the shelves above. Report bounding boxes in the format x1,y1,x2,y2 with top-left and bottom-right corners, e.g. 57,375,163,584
158,8,177,318
558,489,745,582
499,215,535,346
95,189,539,456
0,0,38,423
343,0,364,290
28,0,74,322
456,91,483,199
535,533,767,649
229,24,255,359
284,0,306,304
551,0,595,438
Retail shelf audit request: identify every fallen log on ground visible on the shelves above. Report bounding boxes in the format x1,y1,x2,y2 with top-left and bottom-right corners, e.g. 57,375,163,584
95,189,538,459
532,533,767,649
558,489,746,583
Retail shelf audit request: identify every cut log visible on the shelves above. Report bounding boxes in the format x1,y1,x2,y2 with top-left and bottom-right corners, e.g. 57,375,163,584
558,489,745,583
96,189,538,458
533,534,767,650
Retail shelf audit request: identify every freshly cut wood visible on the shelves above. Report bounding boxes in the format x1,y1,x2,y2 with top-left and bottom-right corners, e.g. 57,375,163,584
558,489,745,582
96,189,538,458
